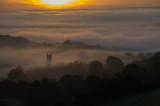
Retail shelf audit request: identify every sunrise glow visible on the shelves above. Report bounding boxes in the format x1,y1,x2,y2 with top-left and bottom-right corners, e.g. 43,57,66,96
36,0,89,9
42,0,73,5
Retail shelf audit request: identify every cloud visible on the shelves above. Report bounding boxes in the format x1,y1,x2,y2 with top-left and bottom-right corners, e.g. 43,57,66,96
1,8,160,25
2,26,158,52
0,9,160,51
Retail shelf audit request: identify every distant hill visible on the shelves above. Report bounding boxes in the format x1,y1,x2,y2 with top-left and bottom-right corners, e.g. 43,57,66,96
0,35,32,48
0,35,101,49
0,35,133,51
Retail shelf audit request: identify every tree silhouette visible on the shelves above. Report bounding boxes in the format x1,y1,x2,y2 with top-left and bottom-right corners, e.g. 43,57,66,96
8,67,27,82
84,76,101,89
89,60,104,73
106,56,124,72
63,40,72,45
122,64,148,81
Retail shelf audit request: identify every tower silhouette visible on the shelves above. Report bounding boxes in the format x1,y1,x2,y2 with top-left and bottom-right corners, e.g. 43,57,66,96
46,53,52,67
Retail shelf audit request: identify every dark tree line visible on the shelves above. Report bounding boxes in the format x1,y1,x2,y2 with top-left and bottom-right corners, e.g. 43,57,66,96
1,52,160,106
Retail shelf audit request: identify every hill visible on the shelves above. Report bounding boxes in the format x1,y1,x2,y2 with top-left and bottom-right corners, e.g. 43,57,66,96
0,35,132,51
0,35,103,49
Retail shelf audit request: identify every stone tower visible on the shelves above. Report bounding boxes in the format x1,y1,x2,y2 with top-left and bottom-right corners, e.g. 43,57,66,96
46,53,52,67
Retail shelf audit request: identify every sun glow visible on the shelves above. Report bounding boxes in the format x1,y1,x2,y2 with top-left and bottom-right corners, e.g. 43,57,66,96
18,0,90,9
42,0,73,5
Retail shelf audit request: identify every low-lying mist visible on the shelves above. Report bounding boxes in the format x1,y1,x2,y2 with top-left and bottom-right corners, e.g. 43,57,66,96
0,47,140,78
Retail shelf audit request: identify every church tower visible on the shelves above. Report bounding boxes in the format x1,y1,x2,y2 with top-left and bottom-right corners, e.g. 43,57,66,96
46,53,52,67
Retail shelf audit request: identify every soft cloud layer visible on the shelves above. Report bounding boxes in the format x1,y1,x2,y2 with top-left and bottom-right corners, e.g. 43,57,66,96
0,8,160,52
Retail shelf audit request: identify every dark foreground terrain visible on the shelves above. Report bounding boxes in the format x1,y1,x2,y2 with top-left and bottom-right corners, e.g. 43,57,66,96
1,52,160,106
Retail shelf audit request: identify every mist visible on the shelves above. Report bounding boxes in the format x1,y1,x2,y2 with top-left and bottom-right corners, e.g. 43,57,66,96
0,47,138,78
0,8,160,51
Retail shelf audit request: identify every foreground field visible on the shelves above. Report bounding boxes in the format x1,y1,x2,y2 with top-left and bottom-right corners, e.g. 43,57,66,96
98,88,160,106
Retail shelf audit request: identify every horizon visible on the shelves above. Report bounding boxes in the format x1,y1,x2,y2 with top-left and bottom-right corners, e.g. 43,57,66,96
0,0,160,9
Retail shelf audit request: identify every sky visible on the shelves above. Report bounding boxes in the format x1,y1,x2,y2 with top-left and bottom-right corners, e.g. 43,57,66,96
0,0,160,52
0,0,160,10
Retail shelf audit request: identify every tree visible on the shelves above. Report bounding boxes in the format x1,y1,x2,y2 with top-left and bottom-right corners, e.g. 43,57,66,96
122,64,148,81
8,67,27,82
89,60,104,73
106,56,124,72
63,40,72,45
84,76,101,89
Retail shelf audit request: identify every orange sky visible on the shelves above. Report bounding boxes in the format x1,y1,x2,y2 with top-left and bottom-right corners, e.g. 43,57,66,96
0,0,160,10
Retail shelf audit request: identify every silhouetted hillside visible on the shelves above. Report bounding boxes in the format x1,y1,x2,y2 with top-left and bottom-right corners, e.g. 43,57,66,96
0,35,95,49
0,35,30,48
0,35,42,48
0,35,133,51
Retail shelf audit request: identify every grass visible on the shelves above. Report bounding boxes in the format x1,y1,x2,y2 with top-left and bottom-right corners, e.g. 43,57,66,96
97,88,160,106
2,88,160,106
